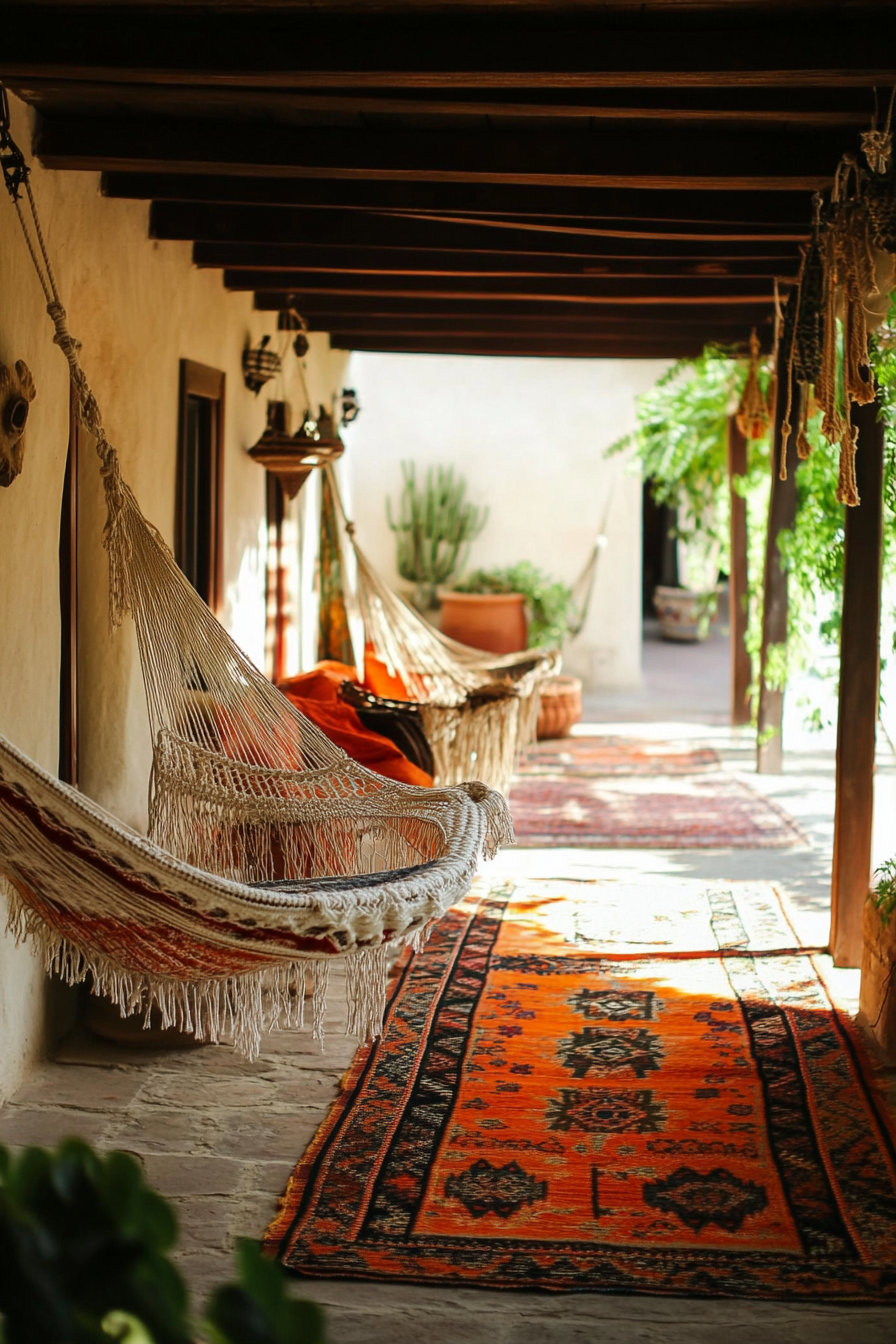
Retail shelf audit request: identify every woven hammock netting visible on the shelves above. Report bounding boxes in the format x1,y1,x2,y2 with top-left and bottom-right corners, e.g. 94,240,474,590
332,480,560,794
0,141,513,1056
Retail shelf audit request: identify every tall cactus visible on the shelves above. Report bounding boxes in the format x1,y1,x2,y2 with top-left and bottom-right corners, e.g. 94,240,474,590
386,461,488,610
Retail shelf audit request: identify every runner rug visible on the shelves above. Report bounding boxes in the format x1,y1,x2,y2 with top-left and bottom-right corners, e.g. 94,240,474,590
508,776,805,848
268,879,896,1302
519,736,721,777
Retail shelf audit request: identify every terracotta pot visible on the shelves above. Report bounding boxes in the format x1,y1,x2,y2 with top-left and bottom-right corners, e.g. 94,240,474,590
536,675,583,740
858,899,896,1062
653,585,718,643
85,993,205,1050
439,591,527,655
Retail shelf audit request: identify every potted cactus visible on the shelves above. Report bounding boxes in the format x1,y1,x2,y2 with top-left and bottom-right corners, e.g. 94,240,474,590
386,461,488,613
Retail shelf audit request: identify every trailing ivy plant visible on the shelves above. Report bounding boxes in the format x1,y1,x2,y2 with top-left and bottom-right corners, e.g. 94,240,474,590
0,1140,324,1344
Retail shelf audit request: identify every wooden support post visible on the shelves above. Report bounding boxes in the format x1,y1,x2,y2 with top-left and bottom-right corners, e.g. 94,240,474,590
756,360,801,773
728,415,752,726
830,397,885,968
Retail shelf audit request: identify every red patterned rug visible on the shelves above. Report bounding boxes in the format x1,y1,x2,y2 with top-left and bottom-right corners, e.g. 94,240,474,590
508,776,805,848
267,881,896,1301
519,736,721,777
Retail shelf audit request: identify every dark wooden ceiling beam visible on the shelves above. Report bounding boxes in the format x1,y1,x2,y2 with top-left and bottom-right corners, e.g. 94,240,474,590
35,116,846,190
3,6,894,87
193,242,796,279
297,311,770,335
326,334,746,359
104,172,817,228
152,203,806,252
252,289,775,320
222,269,780,303
15,79,874,126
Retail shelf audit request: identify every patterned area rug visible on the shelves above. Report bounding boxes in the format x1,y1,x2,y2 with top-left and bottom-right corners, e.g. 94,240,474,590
508,776,805,848
519,736,722,777
268,880,896,1301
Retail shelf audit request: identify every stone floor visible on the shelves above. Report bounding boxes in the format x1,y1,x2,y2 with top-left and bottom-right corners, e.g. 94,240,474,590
2,628,896,1342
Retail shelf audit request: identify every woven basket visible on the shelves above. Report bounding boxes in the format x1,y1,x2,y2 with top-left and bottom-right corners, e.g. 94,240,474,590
536,675,583,740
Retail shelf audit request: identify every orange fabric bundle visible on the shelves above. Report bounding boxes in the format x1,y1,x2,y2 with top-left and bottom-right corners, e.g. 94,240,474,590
277,665,432,788
362,644,411,702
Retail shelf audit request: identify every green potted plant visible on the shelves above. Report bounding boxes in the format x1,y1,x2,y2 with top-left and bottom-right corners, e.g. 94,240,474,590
386,461,488,613
443,561,576,655
608,346,762,642
859,858,896,1060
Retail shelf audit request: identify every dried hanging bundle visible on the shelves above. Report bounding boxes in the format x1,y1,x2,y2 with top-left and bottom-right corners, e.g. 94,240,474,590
735,329,769,440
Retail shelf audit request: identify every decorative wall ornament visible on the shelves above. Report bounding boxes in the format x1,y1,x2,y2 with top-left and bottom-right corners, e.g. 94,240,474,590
0,358,36,487
278,307,310,359
242,335,281,395
247,400,344,500
340,387,361,426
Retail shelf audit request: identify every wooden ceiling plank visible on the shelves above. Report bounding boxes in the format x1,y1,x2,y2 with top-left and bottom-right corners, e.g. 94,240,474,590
220,269,784,301
251,290,776,318
192,243,796,279
101,172,822,227
34,116,845,190
151,203,808,250
3,7,895,87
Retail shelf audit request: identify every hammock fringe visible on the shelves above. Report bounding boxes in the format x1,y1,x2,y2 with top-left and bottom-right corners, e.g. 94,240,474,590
2,872,402,1059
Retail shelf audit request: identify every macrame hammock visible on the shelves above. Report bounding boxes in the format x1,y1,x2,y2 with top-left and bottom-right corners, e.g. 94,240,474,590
322,472,611,795
0,118,512,1059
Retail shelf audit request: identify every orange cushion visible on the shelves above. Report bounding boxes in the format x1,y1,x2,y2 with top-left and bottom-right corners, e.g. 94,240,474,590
363,644,411,702
279,689,432,789
278,660,358,705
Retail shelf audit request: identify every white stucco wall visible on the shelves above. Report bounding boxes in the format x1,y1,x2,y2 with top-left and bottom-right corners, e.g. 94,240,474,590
0,92,346,1099
341,352,668,689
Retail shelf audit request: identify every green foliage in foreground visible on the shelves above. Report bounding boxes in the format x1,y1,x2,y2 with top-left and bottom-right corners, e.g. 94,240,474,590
453,561,577,648
0,1140,324,1344
871,858,896,929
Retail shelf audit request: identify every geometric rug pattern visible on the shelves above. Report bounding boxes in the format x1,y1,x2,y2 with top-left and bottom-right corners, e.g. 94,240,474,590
508,775,806,848
268,881,896,1300
518,736,722,776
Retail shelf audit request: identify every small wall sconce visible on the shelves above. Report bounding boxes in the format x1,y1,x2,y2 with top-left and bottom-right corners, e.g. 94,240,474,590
242,335,281,396
0,359,36,487
340,388,361,426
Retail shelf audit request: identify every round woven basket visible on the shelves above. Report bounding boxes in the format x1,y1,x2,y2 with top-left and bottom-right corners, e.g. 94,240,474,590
536,675,583,740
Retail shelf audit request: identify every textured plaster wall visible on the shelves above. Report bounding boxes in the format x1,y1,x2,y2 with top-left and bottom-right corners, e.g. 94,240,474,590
342,352,669,689
0,92,347,1099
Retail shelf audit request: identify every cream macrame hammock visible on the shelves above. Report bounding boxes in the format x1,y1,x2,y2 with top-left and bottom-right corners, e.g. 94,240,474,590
0,127,512,1059
328,475,561,795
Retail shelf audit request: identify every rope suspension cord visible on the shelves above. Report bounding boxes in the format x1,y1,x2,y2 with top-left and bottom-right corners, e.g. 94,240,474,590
1,87,130,623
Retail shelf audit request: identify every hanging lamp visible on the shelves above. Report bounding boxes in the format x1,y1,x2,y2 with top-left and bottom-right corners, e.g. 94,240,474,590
248,401,344,500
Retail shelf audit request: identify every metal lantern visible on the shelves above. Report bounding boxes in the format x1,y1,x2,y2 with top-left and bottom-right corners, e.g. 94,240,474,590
242,335,281,396
248,401,344,500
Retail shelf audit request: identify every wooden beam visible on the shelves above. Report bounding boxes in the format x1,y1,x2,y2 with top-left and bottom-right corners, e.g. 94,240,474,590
18,81,874,128
3,6,895,87
196,243,795,281
830,397,885,968
223,270,778,305
151,202,809,250
103,172,818,230
728,415,752,727
252,290,777,321
756,364,801,774
326,333,717,359
35,116,843,190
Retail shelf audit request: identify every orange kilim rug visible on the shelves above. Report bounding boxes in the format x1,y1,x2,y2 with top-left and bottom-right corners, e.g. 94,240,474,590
518,736,722,777
507,776,805,848
267,880,896,1301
